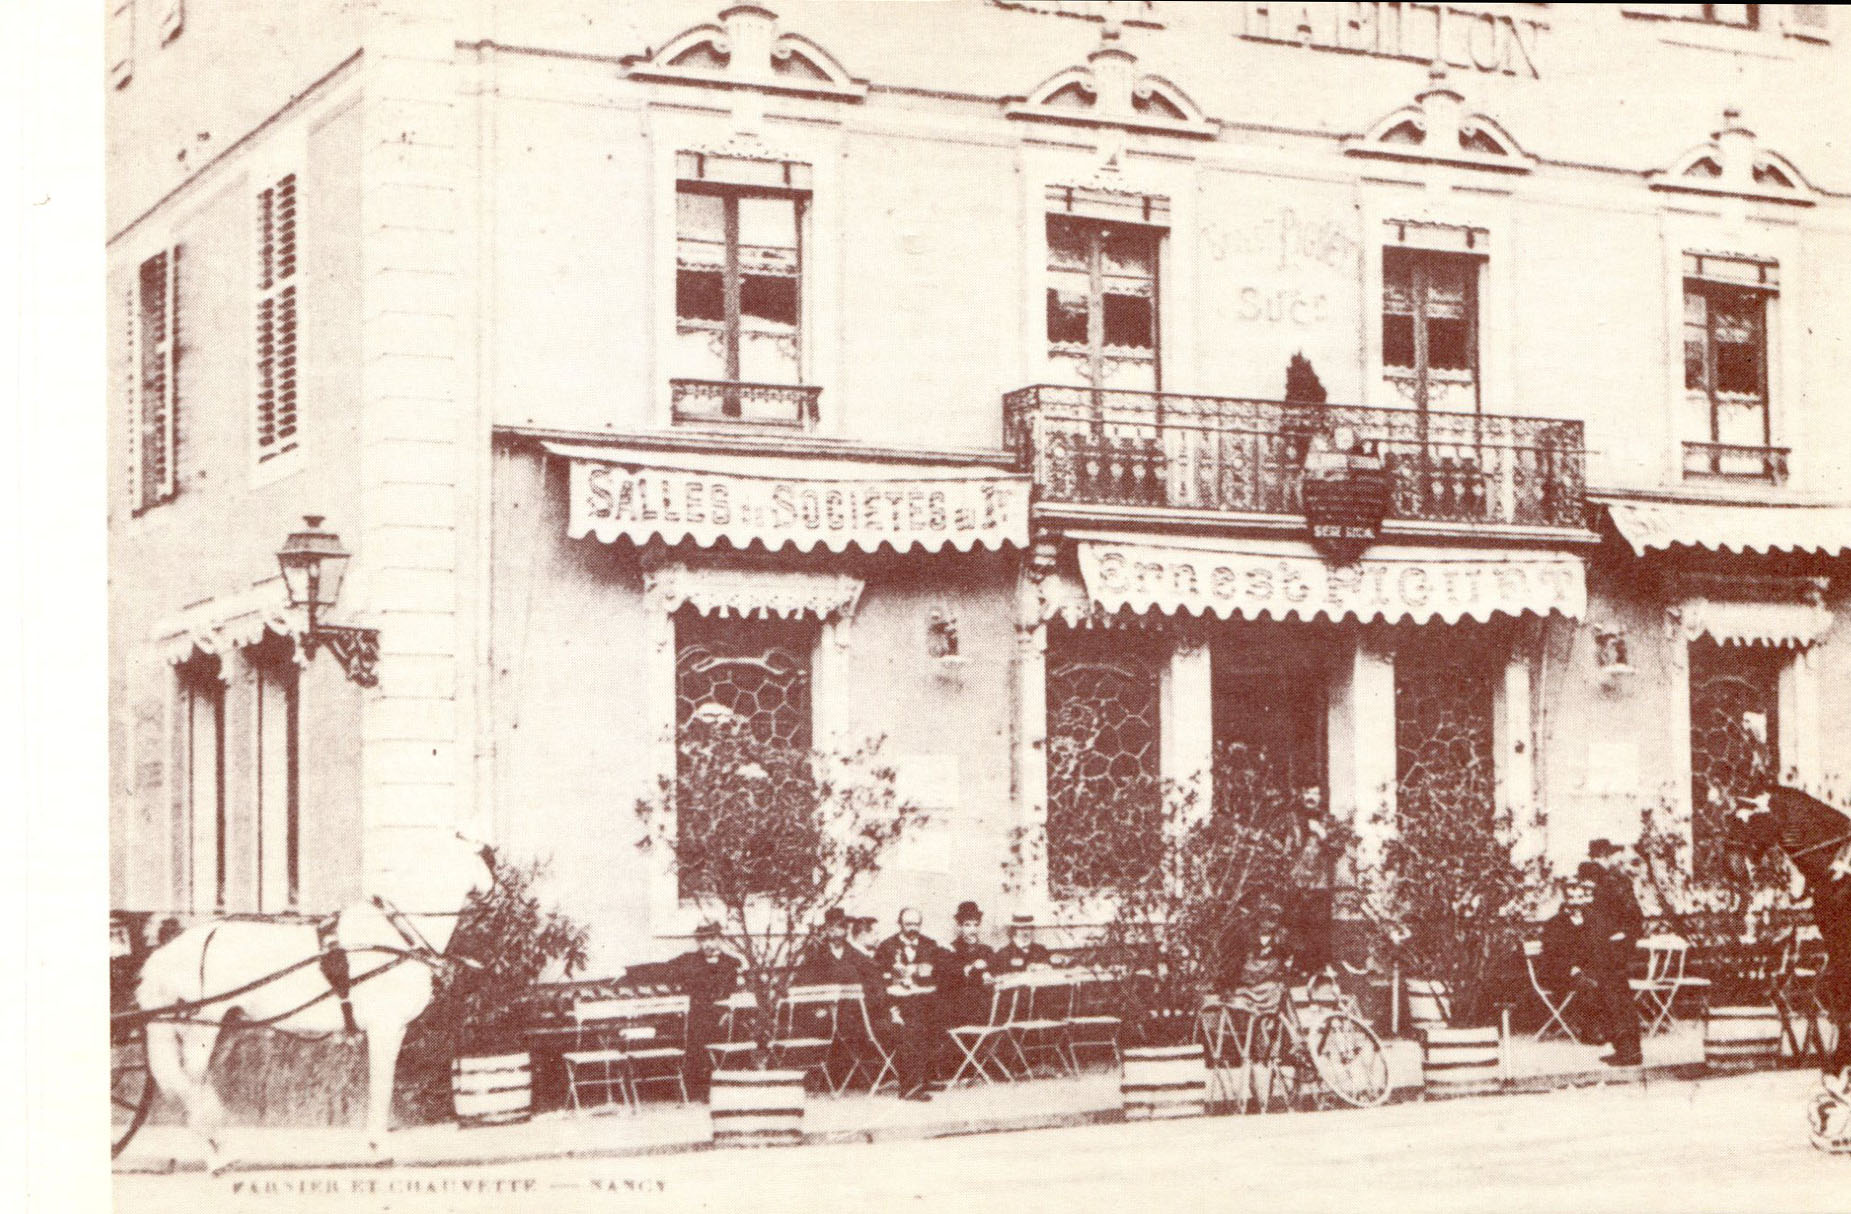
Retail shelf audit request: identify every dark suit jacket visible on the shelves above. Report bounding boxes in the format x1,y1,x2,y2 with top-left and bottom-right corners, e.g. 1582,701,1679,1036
1589,868,1645,969
996,942,1052,973
1538,908,1597,988
938,938,998,1027
794,942,879,992
873,932,944,991
665,950,741,1038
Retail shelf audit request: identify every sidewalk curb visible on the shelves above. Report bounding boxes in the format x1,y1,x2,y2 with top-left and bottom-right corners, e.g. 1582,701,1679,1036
116,1057,1794,1175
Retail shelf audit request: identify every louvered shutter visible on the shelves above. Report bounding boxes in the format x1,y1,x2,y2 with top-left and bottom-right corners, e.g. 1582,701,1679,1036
255,174,299,461
130,249,180,509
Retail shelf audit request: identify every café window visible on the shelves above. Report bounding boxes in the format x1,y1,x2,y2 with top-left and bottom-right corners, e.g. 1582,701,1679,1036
1683,255,1779,480
673,153,813,426
1382,247,1479,411
1689,638,1783,879
1045,214,1161,392
673,611,817,897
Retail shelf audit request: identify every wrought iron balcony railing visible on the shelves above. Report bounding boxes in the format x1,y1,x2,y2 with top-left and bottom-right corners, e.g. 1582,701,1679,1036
1682,441,1789,485
671,378,822,429
1003,385,1588,531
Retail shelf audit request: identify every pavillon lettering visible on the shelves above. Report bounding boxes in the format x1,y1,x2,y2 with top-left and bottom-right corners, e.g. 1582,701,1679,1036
1240,2,1544,78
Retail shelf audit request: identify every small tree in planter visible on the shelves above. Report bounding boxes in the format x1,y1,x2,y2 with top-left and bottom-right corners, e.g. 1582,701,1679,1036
395,850,590,1126
634,714,927,1073
1358,793,1550,1033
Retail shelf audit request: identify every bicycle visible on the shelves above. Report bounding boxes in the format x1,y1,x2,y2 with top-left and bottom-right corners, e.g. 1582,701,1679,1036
1198,969,1390,1113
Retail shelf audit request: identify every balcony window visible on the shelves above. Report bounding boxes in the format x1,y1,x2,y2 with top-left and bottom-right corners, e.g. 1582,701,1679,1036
1683,256,1780,480
1046,216,1160,391
675,182,810,424
1382,247,1479,411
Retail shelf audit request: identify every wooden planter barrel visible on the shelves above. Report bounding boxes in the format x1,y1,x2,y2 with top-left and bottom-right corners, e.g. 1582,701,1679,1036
1421,1026,1501,1096
451,1052,533,1127
1405,979,1451,1033
1705,1006,1780,1070
710,1069,806,1147
1121,1044,1208,1120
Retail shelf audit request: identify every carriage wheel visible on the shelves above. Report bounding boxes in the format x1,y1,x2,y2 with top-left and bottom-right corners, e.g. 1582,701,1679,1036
112,1029,155,1159
1309,1012,1391,1109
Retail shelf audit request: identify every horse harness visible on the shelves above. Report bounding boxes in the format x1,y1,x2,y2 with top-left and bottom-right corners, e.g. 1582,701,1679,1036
317,896,453,1033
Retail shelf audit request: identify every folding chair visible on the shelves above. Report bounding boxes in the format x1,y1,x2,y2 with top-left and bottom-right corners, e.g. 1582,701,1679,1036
768,985,841,1082
836,989,899,1094
946,976,1022,1086
1196,999,1246,1108
560,999,637,1113
1630,934,1709,1037
705,990,760,1073
565,994,691,1110
1065,967,1124,1069
1523,941,1580,1044
1009,969,1077,1079
1773,925,1829,1064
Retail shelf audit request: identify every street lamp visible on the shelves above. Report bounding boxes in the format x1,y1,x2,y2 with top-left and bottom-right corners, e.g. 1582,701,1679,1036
277,515,379,687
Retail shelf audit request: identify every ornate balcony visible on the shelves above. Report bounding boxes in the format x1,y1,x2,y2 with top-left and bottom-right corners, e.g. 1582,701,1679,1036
1003,385,1588,532
1682,441,1789,485
671,378,822,429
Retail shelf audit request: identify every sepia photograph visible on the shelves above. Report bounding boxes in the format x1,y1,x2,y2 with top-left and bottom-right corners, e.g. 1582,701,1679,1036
94,1,1851,1209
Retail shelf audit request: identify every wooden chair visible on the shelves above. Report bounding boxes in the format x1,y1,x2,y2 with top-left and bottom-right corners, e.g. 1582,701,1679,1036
562,994,690,1111
1064,967,1125,1069
1523,940,1581,1044
1630,935,1709,1037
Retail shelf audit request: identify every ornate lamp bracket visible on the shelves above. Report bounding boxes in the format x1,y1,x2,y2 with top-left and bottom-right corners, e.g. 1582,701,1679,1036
301,625,380,688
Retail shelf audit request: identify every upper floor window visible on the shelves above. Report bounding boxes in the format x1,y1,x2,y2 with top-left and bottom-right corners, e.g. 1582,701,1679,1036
1683,254,1781,481
1046,215,1161,392
673,155,815,427
1382,247,1480,411
129,247,180,511
1622,4,1760,26
254,173,300,464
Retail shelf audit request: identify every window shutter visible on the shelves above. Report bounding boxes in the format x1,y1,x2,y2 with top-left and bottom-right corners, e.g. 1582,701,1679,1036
157,0,184,44
1784,4,1832,40
162,247,180,499
124,282,140,509
107,1,135,89
255,174,299,461
138,252,169,506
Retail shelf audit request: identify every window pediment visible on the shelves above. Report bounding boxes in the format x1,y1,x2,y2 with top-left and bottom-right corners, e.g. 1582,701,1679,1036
1651,108,1814,207
1005,28,1213,138
625,4,868,101
1344,66,1532,174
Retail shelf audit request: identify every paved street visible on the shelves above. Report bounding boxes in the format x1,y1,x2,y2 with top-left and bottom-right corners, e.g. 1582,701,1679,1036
115,1069,1846,1214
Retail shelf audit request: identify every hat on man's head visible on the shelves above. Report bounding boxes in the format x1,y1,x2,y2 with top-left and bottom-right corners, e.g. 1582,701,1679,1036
1588,838,1623,859
955,900,983,924
1009,912,1036,929
1574,860,1605,884
695,921,724,940
821,907,849,928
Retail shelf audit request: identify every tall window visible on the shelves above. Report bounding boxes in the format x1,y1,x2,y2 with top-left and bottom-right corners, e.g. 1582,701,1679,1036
674,612,816,896
130,248,180,511
674,180,806,417
178,655,225,914
250,636,300,912
1394,626,1499,830
1684,255,1777,479
1044,626,1163,894
1046,216,1160,391
1689,639,1783,878
1383,247,1479,411
255,173,300,463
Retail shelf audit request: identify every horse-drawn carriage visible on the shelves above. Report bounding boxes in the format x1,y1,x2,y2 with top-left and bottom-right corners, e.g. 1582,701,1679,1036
109,836,494,1164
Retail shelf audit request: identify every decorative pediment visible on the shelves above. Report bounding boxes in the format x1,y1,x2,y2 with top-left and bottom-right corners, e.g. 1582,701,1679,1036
1343,66,1532,174
625,4,868,101
1650,108,1814,207
1004,28,1214,138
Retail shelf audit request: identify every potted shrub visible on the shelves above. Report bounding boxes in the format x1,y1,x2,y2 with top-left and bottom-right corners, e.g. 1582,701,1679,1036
1358,792,1547,1096
636,714,926,1147
395,850,590,1128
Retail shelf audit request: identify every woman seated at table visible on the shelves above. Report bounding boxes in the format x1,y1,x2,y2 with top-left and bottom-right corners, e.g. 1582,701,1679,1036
1215,908,1291,1017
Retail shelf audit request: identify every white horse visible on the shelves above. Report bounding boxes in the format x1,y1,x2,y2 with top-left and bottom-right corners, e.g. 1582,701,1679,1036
134,833,494,1169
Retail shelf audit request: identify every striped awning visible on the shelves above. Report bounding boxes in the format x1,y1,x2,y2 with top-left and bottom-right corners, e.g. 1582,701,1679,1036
546,443,1029,555
1605,500,1851,558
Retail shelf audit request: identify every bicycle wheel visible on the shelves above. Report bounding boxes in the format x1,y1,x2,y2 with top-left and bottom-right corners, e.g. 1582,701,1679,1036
112,1027,155,1159
1309,1012,1390,1108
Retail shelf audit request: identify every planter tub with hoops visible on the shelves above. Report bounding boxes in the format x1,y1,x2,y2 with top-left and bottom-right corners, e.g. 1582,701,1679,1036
1421,1026,1501,1096
452,1052,534,1127
1705,1006,1780,1070
1121,1044,1208,1119
710,1068,807,1147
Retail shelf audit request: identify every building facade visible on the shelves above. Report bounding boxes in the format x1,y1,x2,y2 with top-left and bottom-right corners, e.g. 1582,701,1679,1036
110,0,1851,972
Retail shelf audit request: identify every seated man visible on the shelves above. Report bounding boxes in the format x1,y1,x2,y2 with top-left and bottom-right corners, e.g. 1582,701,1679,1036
794,906,880,1084
665,921,741,1101
872,907,943,1101
996,912,1053,973
935,901,998,1082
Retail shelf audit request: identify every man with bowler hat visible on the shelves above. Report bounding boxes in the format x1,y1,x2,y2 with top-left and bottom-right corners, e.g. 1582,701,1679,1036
938,901,997,1028
1586,839,1644,1066
666,921,740,1100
